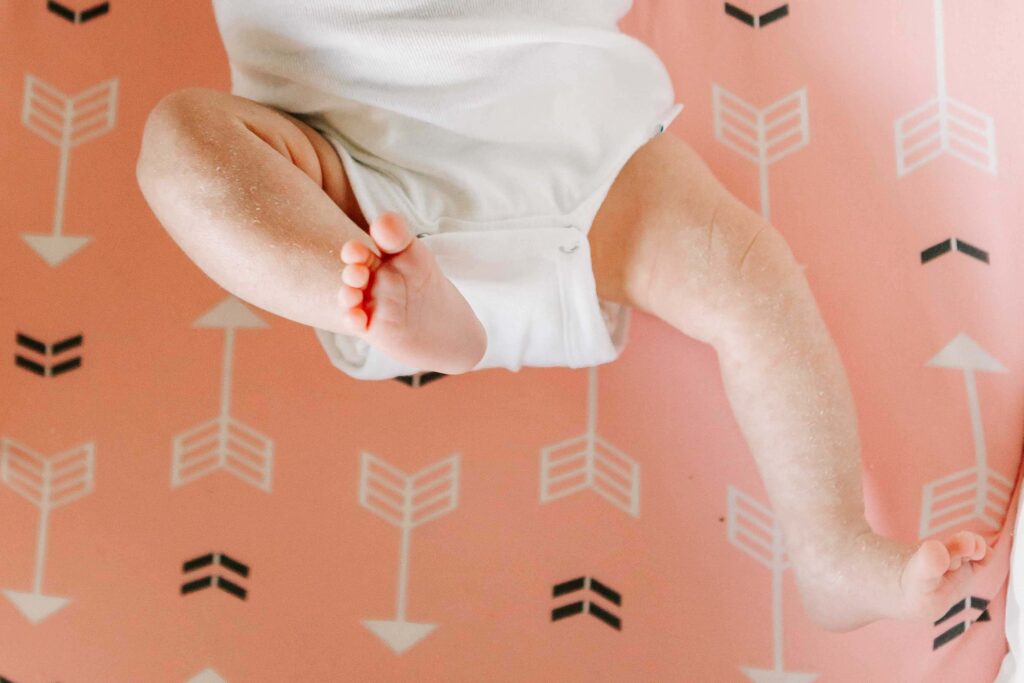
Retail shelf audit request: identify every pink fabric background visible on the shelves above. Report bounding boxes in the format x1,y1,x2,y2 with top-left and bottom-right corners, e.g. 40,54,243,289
1,1,1022,681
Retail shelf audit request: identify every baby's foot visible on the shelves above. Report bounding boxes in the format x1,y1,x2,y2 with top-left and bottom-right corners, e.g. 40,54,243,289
337,212,486,374
898,530,988,621
793,529,989,631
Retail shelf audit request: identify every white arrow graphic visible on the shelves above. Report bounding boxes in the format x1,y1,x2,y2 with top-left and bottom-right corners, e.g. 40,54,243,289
920,333,1011,538
539,365,640,517
184,669,228,683
895,0,996,176
171,296,274,492
20,74,118,266
712,84,809,221
727,486,818,683
359,452,460,654
0,436,95,624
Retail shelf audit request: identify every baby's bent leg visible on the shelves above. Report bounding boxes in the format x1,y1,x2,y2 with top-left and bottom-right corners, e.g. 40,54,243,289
136,87,374,333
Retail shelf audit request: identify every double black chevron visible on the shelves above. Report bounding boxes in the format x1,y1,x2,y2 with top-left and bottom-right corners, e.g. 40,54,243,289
15,332,82,377
724,3,789,28
921,238,990,264
181,552,250,600
551,576,622,630
47,1,109,23
933,596,990,650
394,371,446,388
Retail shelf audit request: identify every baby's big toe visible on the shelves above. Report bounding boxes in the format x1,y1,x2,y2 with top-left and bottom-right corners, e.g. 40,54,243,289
370,213,415,254
904,539,950,592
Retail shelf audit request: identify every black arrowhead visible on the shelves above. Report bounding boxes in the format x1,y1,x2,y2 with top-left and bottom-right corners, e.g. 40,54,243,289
724,2,756,26
725,3,788,27
587,602,621,630
79,2,109,22
394,371,446,387
759,4,789,26
933,621,965,649
934,597,966,626
47,1,109,24
551,577,622,630
955,239,989,263
921,238,989,264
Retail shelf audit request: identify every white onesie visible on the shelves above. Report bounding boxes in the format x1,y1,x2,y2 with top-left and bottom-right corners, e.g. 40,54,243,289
211,0,682,379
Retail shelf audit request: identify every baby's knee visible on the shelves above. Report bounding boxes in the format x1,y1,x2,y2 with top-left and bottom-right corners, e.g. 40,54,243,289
137,88,225,184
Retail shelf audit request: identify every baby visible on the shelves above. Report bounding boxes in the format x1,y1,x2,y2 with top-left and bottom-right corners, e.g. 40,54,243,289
136,0,988,631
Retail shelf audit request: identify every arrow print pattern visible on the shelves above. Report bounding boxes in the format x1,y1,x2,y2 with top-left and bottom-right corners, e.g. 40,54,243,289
46,1,110,24
0,436,95,624
539,366,641,517
550,576,622,630
171,296,274,492
895,0,997,176
712,84,809,221
920,333,1011,538
180,553,250,600
724,3,789,28
359,452,460,654
921,238,990,264
728,486,818,683
933,596,991,650
20,74,118,267
14,332,83,377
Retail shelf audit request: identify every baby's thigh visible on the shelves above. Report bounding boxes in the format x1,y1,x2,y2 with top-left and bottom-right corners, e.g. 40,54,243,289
144,87,366,230
589,133,797,342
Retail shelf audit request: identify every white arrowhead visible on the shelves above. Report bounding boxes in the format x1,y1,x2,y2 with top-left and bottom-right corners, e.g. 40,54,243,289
193,296,268,329
3,589,70,624
21,233,92,267
927,333,1008,372
740,667,818,683
185,669,228,683
362,619,437,654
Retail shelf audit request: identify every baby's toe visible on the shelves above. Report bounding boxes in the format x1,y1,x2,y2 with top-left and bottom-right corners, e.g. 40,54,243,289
946,530,987,562
341,239,380,268
344,307,367,332
342,263,371,289
370,213,414,255
903,540,949,592
338,284,363,307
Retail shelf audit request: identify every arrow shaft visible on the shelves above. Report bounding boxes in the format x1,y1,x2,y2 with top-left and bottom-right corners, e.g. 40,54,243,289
963,368,987,471
759,161,770,221
221,328,235,418
396,521,412,622
587,365,598,437
772,557,784,671
53,123,73,237
33,501,51,594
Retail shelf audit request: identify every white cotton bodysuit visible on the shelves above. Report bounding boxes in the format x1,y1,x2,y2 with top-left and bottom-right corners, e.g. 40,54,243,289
210,0,682,379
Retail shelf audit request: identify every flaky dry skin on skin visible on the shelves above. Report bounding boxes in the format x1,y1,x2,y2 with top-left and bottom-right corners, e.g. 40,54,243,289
137,87,988,633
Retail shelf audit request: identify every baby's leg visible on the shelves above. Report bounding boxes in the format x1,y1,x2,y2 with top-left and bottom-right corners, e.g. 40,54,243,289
135,87,484,374
587,132,988,631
